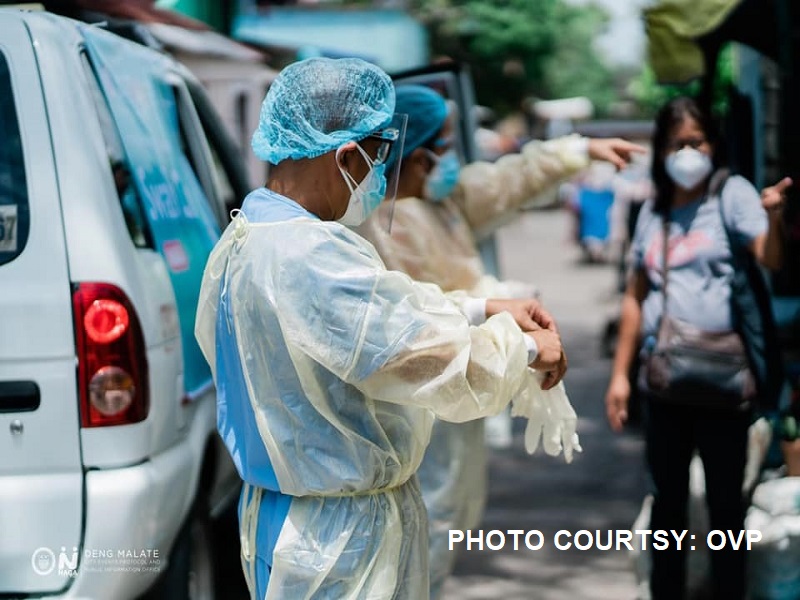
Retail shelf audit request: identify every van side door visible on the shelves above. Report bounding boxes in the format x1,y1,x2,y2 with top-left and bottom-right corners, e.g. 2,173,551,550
0,12,84,595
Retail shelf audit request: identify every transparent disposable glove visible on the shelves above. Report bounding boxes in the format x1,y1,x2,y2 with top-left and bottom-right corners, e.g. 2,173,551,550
510,369,582,463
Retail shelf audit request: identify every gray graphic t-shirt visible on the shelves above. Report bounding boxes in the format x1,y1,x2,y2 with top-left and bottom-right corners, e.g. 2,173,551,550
630,175,767,341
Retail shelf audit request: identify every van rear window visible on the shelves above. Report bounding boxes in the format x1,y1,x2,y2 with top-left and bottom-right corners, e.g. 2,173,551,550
0,55,29,265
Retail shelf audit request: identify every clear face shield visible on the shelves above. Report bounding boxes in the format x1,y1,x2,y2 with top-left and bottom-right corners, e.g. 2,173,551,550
443,100,465,165
372,113,408,233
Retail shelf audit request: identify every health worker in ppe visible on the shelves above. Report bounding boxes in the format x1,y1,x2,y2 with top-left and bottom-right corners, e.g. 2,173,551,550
194,57,567,600
356,84,645,599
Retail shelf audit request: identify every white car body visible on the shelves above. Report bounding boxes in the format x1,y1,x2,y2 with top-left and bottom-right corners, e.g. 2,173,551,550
0,9,239,599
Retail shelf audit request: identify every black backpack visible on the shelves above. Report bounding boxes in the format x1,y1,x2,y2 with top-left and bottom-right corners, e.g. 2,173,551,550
714,170,785,413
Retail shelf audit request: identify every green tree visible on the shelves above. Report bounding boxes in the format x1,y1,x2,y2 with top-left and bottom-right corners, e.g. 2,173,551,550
541,3,616,116
412,0,615,116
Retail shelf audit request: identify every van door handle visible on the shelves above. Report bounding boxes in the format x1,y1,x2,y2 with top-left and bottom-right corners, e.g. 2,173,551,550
0,381,40,412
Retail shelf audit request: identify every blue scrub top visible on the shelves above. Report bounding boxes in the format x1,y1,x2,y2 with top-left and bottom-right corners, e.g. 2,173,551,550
214,188,318,594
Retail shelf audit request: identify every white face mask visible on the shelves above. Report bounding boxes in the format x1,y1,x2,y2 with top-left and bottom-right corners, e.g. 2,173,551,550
336,144,387,227
665,148,713,190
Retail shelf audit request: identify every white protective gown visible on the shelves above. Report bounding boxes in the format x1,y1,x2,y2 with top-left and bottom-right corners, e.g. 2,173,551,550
357,134,589,598
195,189,536,600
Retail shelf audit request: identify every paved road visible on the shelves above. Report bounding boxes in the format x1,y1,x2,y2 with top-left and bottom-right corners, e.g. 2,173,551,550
442,208,649,599
213,208,650,600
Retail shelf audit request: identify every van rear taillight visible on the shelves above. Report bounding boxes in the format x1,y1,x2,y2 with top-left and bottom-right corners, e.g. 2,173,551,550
72,283,149,427
84,299,130,344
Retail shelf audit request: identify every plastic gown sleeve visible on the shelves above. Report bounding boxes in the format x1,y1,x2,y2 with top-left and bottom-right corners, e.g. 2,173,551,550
358,199,539,299
273,222,531,423
510,370,582,463
469,275,540,300
357,198,487,294
452,134,590,238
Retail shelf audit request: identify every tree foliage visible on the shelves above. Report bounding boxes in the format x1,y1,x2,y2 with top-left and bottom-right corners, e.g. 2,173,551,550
627,44,736,118
540,3,616,116
411,0,616,116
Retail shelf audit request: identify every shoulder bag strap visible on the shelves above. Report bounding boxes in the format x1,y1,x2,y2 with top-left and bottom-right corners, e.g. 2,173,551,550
712,169,735,252
654,215,670,339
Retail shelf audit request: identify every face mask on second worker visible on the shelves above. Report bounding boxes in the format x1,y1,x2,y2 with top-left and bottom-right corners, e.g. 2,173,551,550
337,144,387,226
423,149,461,202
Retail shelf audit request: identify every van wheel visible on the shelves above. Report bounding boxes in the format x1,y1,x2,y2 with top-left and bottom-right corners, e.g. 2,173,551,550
152,506,216,600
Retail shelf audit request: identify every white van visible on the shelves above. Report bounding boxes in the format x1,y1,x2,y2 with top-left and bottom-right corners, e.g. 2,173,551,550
0,9,242,599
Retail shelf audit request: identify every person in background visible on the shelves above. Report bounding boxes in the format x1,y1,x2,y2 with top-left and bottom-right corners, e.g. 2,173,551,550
474,104,520,162
195,57,569,600
357,84,644,599
605,95,789,600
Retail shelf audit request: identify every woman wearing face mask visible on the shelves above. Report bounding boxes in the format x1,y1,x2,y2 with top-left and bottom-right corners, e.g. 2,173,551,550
605,96,789,600
357,84,644,599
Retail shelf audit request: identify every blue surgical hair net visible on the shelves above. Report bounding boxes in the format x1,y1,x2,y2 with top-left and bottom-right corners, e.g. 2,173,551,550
394,85,449,158
252,57,395,165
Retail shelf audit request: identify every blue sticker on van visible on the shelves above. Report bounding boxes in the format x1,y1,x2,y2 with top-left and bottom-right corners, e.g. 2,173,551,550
82,27,219,398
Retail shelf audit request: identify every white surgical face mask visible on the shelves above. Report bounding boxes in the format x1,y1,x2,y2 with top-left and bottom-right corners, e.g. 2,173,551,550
665,148,713,190
336,144,387,227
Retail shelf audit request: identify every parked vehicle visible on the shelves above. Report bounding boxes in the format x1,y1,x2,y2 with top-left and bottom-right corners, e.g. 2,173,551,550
0,9,241,599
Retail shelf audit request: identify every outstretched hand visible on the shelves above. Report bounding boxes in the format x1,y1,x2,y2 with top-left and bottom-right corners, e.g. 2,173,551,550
587,138,647,171
761,177,792,214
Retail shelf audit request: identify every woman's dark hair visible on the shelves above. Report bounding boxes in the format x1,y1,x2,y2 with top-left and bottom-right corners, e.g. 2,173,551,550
651,96,723,215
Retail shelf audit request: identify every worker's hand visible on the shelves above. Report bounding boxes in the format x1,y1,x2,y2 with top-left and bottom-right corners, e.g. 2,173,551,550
485,298,566,388
527,329,566,390
587,138,647,171
553,349,568,388
605,373,630,433
485,298,559,334
761,177,792,215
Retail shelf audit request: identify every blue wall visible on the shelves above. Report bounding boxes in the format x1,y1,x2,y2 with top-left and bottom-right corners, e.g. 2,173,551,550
233,8,429,72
